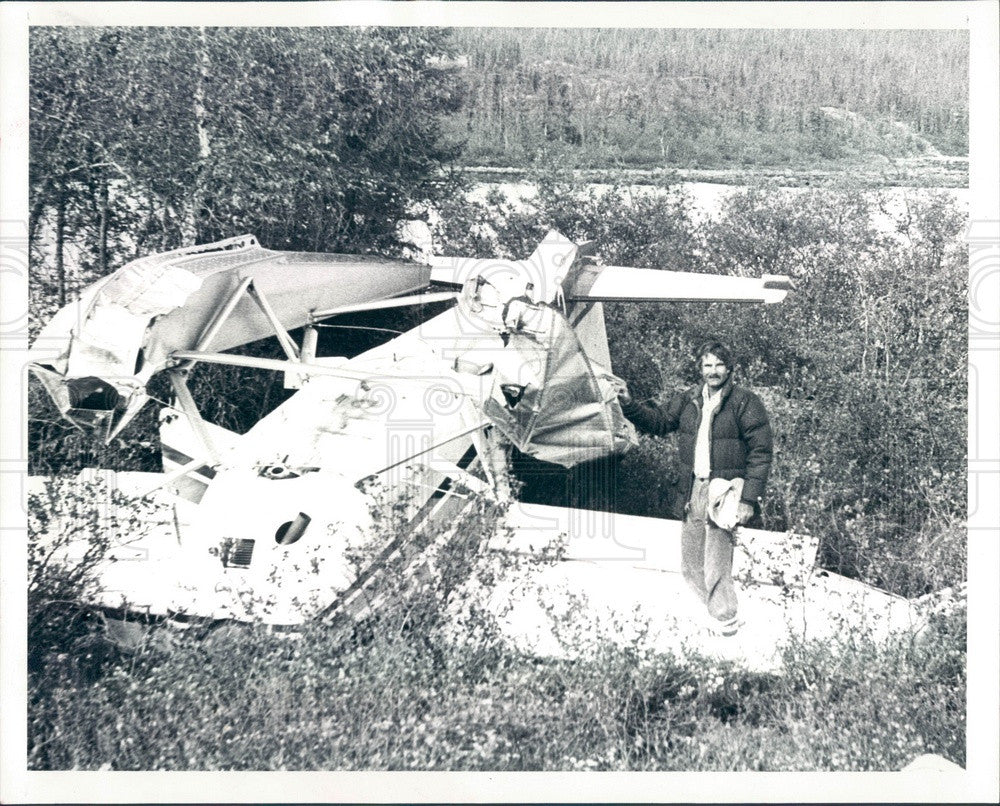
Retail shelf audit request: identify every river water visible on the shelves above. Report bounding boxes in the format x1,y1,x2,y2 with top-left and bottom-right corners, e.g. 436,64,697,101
465,180,970,237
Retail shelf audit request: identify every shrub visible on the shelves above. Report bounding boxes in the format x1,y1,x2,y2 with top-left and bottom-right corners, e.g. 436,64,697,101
28,575,965,771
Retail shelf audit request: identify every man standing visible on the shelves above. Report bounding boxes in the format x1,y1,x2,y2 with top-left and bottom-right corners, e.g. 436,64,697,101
618,341,773,636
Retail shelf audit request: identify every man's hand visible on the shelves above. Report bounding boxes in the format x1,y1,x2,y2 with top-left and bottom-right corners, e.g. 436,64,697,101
737,501,755,525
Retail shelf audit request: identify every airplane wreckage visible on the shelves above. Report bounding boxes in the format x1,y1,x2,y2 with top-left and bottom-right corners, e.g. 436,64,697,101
29,231,949,672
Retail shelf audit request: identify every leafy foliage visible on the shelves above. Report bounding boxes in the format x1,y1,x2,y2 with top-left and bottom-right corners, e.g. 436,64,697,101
27,476,965,771
27,476,159,688
29,27,465,328
27,393,966,773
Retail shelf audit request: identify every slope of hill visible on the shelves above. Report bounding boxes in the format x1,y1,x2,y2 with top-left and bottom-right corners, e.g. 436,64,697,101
443,28,969,170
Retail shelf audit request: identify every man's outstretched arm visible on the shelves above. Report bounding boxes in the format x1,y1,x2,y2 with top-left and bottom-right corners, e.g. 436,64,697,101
619,387,685,437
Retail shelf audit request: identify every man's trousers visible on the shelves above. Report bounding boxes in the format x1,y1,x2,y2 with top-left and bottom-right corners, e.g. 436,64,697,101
681,477,738,623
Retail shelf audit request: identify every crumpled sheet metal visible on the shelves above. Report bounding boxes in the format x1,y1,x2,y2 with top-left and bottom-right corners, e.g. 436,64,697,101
482,300,636,467
31,235,430,434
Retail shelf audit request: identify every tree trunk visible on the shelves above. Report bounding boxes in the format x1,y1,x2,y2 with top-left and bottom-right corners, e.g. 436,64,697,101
29,191,50,252
97,178,109,275
56,186,66,307
182,26,213,247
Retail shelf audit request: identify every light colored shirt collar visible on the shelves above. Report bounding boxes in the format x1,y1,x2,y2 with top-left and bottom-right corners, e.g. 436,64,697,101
693,383,723,478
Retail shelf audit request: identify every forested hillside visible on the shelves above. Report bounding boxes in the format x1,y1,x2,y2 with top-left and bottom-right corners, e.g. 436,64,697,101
28,26,969,331
444,28,969,167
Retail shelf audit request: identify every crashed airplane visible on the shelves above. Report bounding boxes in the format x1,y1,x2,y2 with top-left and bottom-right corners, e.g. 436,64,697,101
29,231,941,672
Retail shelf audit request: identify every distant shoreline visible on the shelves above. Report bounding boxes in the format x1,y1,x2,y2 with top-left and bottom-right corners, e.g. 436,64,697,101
459,158,969,189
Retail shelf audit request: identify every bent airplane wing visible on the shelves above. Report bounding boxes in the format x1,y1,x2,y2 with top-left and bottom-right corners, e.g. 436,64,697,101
30,234,430,439
30,230,791,465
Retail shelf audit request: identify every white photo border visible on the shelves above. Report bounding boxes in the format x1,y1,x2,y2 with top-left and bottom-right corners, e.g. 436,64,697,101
1,2,997,803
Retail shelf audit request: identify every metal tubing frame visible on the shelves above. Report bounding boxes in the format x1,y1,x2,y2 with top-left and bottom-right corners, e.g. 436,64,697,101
180,276,306,370
309,291,459,322
103,390,152,445
300,325,319,362
247,282,301,361
167,370,218,464
367,421,487,478
426,460,488,496
177,275,254,371
467,421,511,503
170,349,374,380
143,454,215,497
169,349,469,390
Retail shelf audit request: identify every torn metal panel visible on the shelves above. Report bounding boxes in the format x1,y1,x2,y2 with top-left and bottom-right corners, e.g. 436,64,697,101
482,301,636,466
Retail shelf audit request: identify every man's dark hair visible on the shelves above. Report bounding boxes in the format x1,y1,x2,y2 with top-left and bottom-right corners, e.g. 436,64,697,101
693,340,734,370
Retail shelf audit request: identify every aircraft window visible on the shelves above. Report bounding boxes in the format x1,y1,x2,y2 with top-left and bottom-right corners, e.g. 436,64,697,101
275,512,311,545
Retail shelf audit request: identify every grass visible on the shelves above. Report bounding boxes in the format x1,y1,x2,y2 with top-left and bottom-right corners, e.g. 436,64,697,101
27,609,966,771
27,500,966,771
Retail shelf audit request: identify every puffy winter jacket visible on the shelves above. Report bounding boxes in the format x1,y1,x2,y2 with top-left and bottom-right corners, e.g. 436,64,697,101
621,379,773,517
